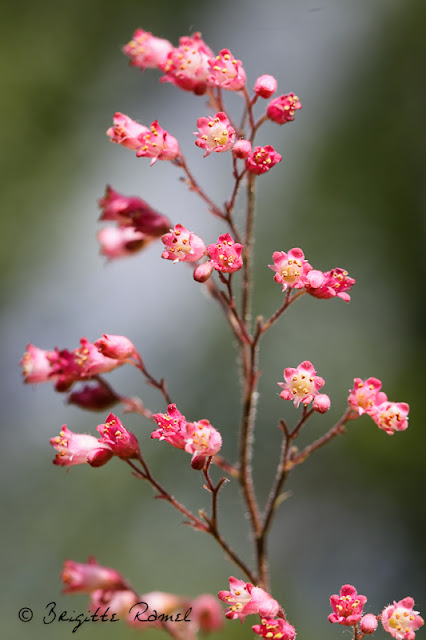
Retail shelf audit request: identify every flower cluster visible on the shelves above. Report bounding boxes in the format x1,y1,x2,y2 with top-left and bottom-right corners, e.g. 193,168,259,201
62,558,223,634
50,413,140,467
348,378,409,435
152,404,222,469
218,577,295,639
269,248,355,301
329,585,423,640
97,185,171,260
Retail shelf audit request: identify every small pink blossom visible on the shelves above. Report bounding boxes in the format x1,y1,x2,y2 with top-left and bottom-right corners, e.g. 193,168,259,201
20,344,58,384
67,383,120,411
233,139,252,159
381,598,424,640
61,557,126,594
207,233,243,273
184,419,222,469
50,425,113,468
123,29,173,70
98,186,170,236
97,226,148,260
313,393,331,413
208,49,246,91
152,403,187,449
135,120,180,164
254,74,277,99
94,334,137,360
73,337,123,377
191,594,224,632
161,32,214,95
161,224,206,263
89,589,138,618
361,614,379,634
278,361,325,409
370,401,410,435
252,617,296,640
269,248,312,292
218,577,280,623
329,584,367,626
107,112,149,150
307,268,356,302
97,413,140,459
193,261,214,283
267,93,302,124
348,377,387,416
246,145,282,175
194,112,235,157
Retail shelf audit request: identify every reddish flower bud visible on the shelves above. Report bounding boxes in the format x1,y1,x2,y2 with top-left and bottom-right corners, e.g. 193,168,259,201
98,185,171,236
193,261,214,283
61,557,126,594
254,74,277,99
232,139,252,159
191,594,224,632
361,614,379,634
97,226,148,260
123,29,173,71
94,334,136,360
68,383,120,411
313,393,331,413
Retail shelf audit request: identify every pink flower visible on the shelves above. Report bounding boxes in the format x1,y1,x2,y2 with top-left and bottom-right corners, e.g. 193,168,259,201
361,614,379,634
267,93,302,124
307,268,356,302
161,32,214,95
94,334,137,360
207,233,243,273
252,618,296,640
348,377,387,416
191,594,224,632
73,338,123,377
194,112,235,157
50,425,113,468
218,577,280,623
313,393,331,413
61,557,126,593
233,139,252,159
98,186,171,236
68,383,120,412
278,361,325,409
370,401,409,435
161,224,206,263
254,74,277,99
89,589,138,618
135,120,180,164
269,248,312,292
20,344,58,384
184,419,222,469
152,403,187,449
97,413,140,459
246,145,282,175
329,584,367,626
97,226,148,260
107,112,149,150
381,597,424,640
123,29,173,70
208,49,246,91
130,591,184,628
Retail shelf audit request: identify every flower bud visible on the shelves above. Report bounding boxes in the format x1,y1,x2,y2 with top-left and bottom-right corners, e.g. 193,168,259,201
360,614,378,634
68,383,120,411
313,393,331,413
94,334,136,360
193,261,214,283
232,139,252,159
254,74,277,99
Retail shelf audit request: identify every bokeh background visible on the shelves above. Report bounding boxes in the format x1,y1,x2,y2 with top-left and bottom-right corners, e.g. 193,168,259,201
1,0,425,638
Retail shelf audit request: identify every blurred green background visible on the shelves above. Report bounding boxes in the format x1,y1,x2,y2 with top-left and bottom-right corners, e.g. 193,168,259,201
1,0,425,638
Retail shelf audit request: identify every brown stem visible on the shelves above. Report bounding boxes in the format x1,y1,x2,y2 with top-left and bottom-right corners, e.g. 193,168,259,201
242,87,255,131
175,156,226,220
261,290,307,333
289,409,351,468
213,454,240,479
93,375,152,419
130,354,172,406
241,173,256,326
204,277,248,344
